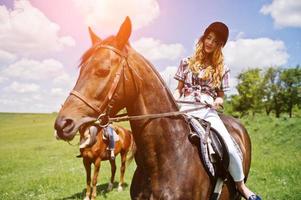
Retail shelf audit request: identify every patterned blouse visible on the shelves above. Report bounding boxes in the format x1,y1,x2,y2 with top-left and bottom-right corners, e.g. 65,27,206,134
174,57,230,100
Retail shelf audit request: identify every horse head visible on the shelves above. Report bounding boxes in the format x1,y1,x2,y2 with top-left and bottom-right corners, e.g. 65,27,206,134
54,17,136,141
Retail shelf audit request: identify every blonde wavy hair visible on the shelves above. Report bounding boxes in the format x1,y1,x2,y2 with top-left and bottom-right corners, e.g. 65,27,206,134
188,35,224,88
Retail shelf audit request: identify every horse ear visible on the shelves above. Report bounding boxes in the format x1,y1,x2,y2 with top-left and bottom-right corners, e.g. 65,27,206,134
88,27,102,45
116,16,132,49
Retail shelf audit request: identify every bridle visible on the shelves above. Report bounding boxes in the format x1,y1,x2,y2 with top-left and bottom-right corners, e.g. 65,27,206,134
68,44,212,127
70,44,130,127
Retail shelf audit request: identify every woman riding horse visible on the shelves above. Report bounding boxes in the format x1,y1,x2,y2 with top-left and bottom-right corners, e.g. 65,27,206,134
173,22,261,200
80,124,116,160
54,17,256,200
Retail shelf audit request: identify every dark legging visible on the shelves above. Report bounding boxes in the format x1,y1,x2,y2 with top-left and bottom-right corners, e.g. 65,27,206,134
105,126,115,150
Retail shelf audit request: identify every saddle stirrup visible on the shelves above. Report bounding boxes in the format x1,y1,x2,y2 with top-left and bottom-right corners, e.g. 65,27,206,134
211,177,224,200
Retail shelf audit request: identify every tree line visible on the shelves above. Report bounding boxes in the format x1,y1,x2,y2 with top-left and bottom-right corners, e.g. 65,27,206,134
226,66,301,118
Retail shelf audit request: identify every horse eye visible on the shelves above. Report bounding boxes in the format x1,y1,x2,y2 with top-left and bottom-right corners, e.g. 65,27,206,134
95,67,110,76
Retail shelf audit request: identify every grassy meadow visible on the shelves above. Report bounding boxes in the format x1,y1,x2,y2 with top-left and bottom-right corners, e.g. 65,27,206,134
0,112,300,199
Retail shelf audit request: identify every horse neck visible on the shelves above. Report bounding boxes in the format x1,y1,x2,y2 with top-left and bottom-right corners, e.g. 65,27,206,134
124,51,190,148
126,53,178,116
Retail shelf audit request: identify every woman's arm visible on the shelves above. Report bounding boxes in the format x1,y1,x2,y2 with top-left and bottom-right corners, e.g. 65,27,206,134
173,81,184,100
213,90,224,109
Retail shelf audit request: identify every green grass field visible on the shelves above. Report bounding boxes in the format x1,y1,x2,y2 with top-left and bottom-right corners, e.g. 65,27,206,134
0,113,300,200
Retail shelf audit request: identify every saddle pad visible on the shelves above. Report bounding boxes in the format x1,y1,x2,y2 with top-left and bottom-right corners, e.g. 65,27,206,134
187,115,231,180
188,116,216,177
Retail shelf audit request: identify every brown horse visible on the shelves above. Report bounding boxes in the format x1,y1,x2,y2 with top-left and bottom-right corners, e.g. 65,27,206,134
54,17,251,199
79,124,134,200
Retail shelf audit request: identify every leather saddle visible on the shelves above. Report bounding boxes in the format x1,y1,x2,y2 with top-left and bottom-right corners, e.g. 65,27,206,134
186,115,230,180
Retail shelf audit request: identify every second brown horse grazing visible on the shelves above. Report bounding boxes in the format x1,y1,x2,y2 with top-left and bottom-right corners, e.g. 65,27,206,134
79,124,134,200
54,17,252,199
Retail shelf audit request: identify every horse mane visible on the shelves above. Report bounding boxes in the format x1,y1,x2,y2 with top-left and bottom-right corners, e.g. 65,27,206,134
127,46,180,110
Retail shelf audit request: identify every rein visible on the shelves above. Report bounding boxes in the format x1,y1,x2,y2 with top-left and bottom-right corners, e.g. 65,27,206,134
68,44,213,126
103,105,208,123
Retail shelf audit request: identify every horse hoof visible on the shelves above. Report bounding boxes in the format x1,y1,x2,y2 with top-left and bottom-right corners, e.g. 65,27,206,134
107,182,113,191
117,185,123,192
83,196,90,200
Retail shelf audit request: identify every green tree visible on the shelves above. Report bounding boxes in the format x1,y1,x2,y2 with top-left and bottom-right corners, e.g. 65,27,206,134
280,66,301,117
262,67,277,116
235,68,265,116
262,67,285,117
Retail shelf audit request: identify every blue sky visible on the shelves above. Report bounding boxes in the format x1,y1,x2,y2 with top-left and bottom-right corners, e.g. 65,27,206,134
0,0,300,113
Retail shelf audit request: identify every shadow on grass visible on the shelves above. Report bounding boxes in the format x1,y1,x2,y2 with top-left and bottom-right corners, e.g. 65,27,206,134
57,182,129,200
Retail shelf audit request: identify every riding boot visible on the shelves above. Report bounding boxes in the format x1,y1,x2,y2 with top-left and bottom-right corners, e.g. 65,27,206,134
248,195,261,200
188,132,200,144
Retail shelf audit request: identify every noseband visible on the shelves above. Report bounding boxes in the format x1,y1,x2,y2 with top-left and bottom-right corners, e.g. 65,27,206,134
69,44,130,127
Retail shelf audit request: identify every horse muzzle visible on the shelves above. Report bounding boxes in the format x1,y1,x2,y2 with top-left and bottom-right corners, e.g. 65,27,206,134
54,116,98,141
54,116,77,141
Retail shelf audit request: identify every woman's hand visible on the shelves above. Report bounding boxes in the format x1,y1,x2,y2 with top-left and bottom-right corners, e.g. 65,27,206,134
213,97,224,109
173,89,181,100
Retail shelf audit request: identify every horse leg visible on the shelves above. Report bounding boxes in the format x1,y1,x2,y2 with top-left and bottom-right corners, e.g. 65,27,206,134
91,158,101,200
83,159,92,200
107,158,116,191
118,151,127,192
130,166,151,200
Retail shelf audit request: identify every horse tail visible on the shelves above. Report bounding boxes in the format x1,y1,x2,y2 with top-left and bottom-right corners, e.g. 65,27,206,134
127,131,136,166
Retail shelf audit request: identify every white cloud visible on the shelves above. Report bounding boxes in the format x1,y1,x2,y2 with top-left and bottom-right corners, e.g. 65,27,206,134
51,88,64,96
223,37,289,94
0,57,75,112
132,37,185,62
235,32,245,40
0,49,17,64
260,0,301,28
73,0,160,33
1,58,70,81
0,0,75,56
5,81,40,93
53,73,73,87
0,76,8,83
223,38,289,74
0,93,61,113
159,66,178,90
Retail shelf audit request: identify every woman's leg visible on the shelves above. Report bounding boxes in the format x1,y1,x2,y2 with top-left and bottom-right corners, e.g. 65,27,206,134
236,181,255,199
203,109,259,199
106,126,115,159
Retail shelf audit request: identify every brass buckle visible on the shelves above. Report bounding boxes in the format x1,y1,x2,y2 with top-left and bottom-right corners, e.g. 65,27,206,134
95,113,110,128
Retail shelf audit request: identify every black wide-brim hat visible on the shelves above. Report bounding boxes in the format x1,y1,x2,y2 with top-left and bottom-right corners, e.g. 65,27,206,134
204,22,229,46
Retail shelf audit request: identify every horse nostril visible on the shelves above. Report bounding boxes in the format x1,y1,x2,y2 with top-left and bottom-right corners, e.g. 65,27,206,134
54,117,75,133
63,118,75,133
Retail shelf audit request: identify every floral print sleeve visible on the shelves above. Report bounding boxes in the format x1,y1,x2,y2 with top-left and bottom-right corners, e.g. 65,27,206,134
174,58,189,82
220,66,230,91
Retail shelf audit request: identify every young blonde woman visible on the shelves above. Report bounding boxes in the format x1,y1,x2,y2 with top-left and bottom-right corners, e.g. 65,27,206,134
173,22,261,200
